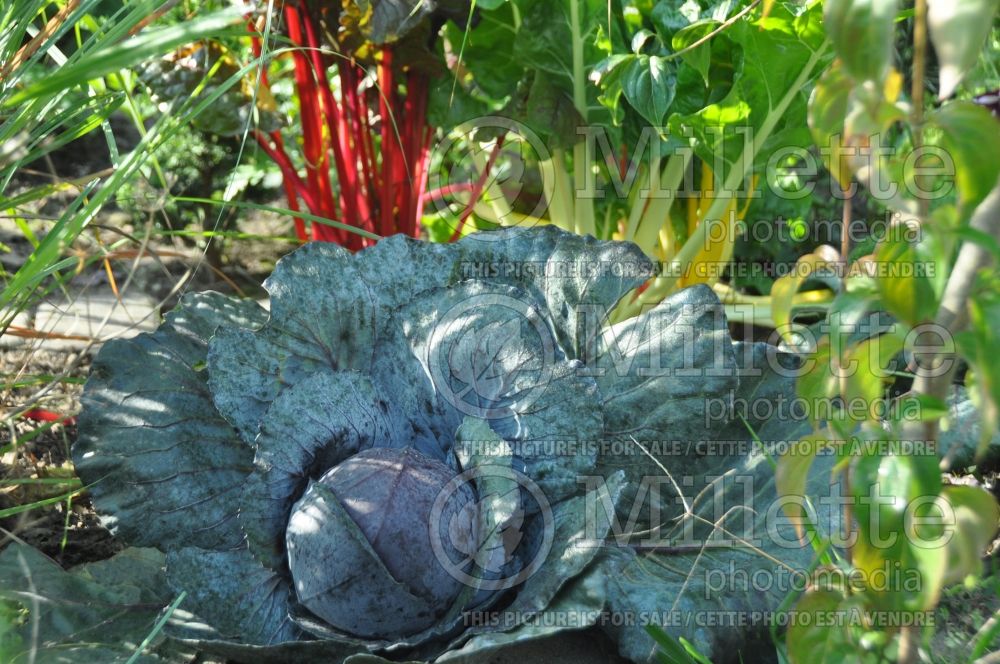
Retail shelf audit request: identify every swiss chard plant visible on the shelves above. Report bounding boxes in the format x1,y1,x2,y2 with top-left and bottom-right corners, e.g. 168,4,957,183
244,0,473,247
429,0,835,325
3,226,838,662
143,0,472,247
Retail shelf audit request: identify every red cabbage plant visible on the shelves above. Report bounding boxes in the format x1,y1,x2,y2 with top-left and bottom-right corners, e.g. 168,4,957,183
0,227,844,662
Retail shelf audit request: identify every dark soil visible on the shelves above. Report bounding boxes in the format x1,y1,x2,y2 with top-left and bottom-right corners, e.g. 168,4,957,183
0,348,124,567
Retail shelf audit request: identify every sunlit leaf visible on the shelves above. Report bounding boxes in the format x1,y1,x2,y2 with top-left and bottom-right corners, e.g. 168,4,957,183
842,330,905,421
772,245,840,344
672,20,719,85
823,0,898,83
927,101,1000,217
775,433,830,539
809,61,855,189
940,485,1000,587
873,233,938,326
927,0,1000,99
786,588,859,663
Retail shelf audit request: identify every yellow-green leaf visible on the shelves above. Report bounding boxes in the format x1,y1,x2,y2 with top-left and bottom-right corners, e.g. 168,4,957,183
940,485,1000,587
775,433,829,540
823,0,899,83
843,330,905,421
808,62,854,189
874,234,938,326
772,245,840,344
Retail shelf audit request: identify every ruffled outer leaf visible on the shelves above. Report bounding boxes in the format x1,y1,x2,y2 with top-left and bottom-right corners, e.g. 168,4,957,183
594,344,837,662
397,281,605,501
591,285,738,525
206,238,458,443
594,284,737,441
208,228,648,443
0,544,186,662
457,226,654,359
73,292,267,551
437,570,608,663
165,547,299,646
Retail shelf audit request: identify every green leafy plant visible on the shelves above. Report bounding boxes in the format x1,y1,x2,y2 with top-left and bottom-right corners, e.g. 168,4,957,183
431,0,834,326
772,1,1000,662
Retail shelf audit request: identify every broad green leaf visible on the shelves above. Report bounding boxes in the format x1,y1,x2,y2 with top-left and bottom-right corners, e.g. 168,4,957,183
939,485,1000,587
927,0,1000,99
851,447,943,608
797,338,839,427
905,525,948,611
873,234,938,326
621,54,677,127
651,0,702,40
350,0,433,44
513,0,612,123
823,0,898,83
591,53,631,124
452,419,524,598
672,20,719,86
441,3,521,99
786,588,860,663
775,433,830,539
842,330,905,421
772,245,840,344
525,71,584,149
0,545,182,662
808,62,854,189
927,101,1000,216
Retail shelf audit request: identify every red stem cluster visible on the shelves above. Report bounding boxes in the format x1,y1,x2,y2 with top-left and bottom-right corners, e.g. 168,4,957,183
247,2,434,248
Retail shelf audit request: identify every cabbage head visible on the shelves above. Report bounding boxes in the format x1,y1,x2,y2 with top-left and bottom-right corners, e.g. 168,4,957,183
1,226,833,663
